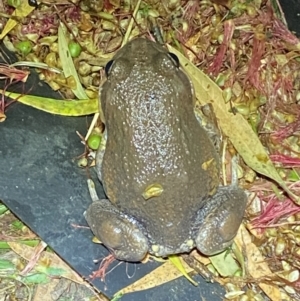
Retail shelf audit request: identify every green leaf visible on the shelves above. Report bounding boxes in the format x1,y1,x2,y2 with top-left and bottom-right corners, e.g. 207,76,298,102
12,220,25,230
209,250,240,277
0,204,8,215
0,240,41,249
58,23,88,100
231,242,245,276
0,259,15,270
168,255,198,286
36,265,66,277
111,292,123,301
288,169,300,182
1,90,97,116
23,273,49,284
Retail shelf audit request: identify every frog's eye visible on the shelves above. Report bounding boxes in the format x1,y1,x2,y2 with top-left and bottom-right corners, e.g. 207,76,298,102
105,60,114,76
168,53,179,67
28,0,38,7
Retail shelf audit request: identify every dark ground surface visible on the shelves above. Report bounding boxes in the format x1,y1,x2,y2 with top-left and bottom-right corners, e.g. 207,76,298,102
279,0,300,37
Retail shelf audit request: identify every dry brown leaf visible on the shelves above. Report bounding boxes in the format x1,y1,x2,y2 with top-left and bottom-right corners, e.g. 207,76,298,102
0,112,6,122
33,279,60,301
20,241,47,276
8,242,84,284
190,250,211,265
235,224,281,301
116,259,194,296
167,45,299,203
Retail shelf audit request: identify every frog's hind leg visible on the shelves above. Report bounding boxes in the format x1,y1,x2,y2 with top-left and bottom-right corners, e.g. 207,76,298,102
84,199,149,262
194,185,247,256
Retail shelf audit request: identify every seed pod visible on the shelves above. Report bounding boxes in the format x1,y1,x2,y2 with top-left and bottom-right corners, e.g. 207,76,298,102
265,228,277,238
85,89,98,99
211,14,222,27
39,36,58,46
15,40,32,56
148,9,159,18
66,76,78,90
77,157,88,168
224,290,245,299
102,20,116,31
48,81,61,91
78,61,92,76
45,52,58,68
49,42,59,53
87,130,102,150
68,41,82,58
234,104,250,116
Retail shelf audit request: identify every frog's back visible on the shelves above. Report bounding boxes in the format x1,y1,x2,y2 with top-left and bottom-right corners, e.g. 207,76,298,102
100,38,220,247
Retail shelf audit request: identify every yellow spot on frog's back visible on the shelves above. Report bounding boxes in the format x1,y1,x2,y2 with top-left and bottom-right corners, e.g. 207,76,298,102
151,245,160,253
201,158,215,171
142,183,164,200
186,239,194,247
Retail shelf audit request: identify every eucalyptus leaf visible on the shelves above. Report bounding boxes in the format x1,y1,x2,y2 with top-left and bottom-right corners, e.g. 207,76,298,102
58,24,88,100
116,259,194,295
1,90,97,116
169,255,198,286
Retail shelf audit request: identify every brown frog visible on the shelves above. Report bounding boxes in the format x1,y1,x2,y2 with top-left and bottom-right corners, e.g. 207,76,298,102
85,38,247,262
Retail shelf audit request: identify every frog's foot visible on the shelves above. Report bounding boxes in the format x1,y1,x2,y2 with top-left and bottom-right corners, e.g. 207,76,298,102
194,186,247,256
85,199,149,262
150,239,194,258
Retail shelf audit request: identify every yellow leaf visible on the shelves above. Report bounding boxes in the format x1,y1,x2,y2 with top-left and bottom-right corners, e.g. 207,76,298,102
1,90,97,116
235,224,282,301
33,279,60,301
58,24,88,100
116,259,194,296
169,255,198,286
168,45,299,203
0,0,35,40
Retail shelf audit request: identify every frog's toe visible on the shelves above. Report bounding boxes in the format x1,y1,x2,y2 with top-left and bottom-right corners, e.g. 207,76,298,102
85,200,149,262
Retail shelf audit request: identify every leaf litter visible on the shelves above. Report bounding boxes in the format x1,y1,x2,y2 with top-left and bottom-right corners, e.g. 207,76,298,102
2,0,300,300
0,207,108,300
